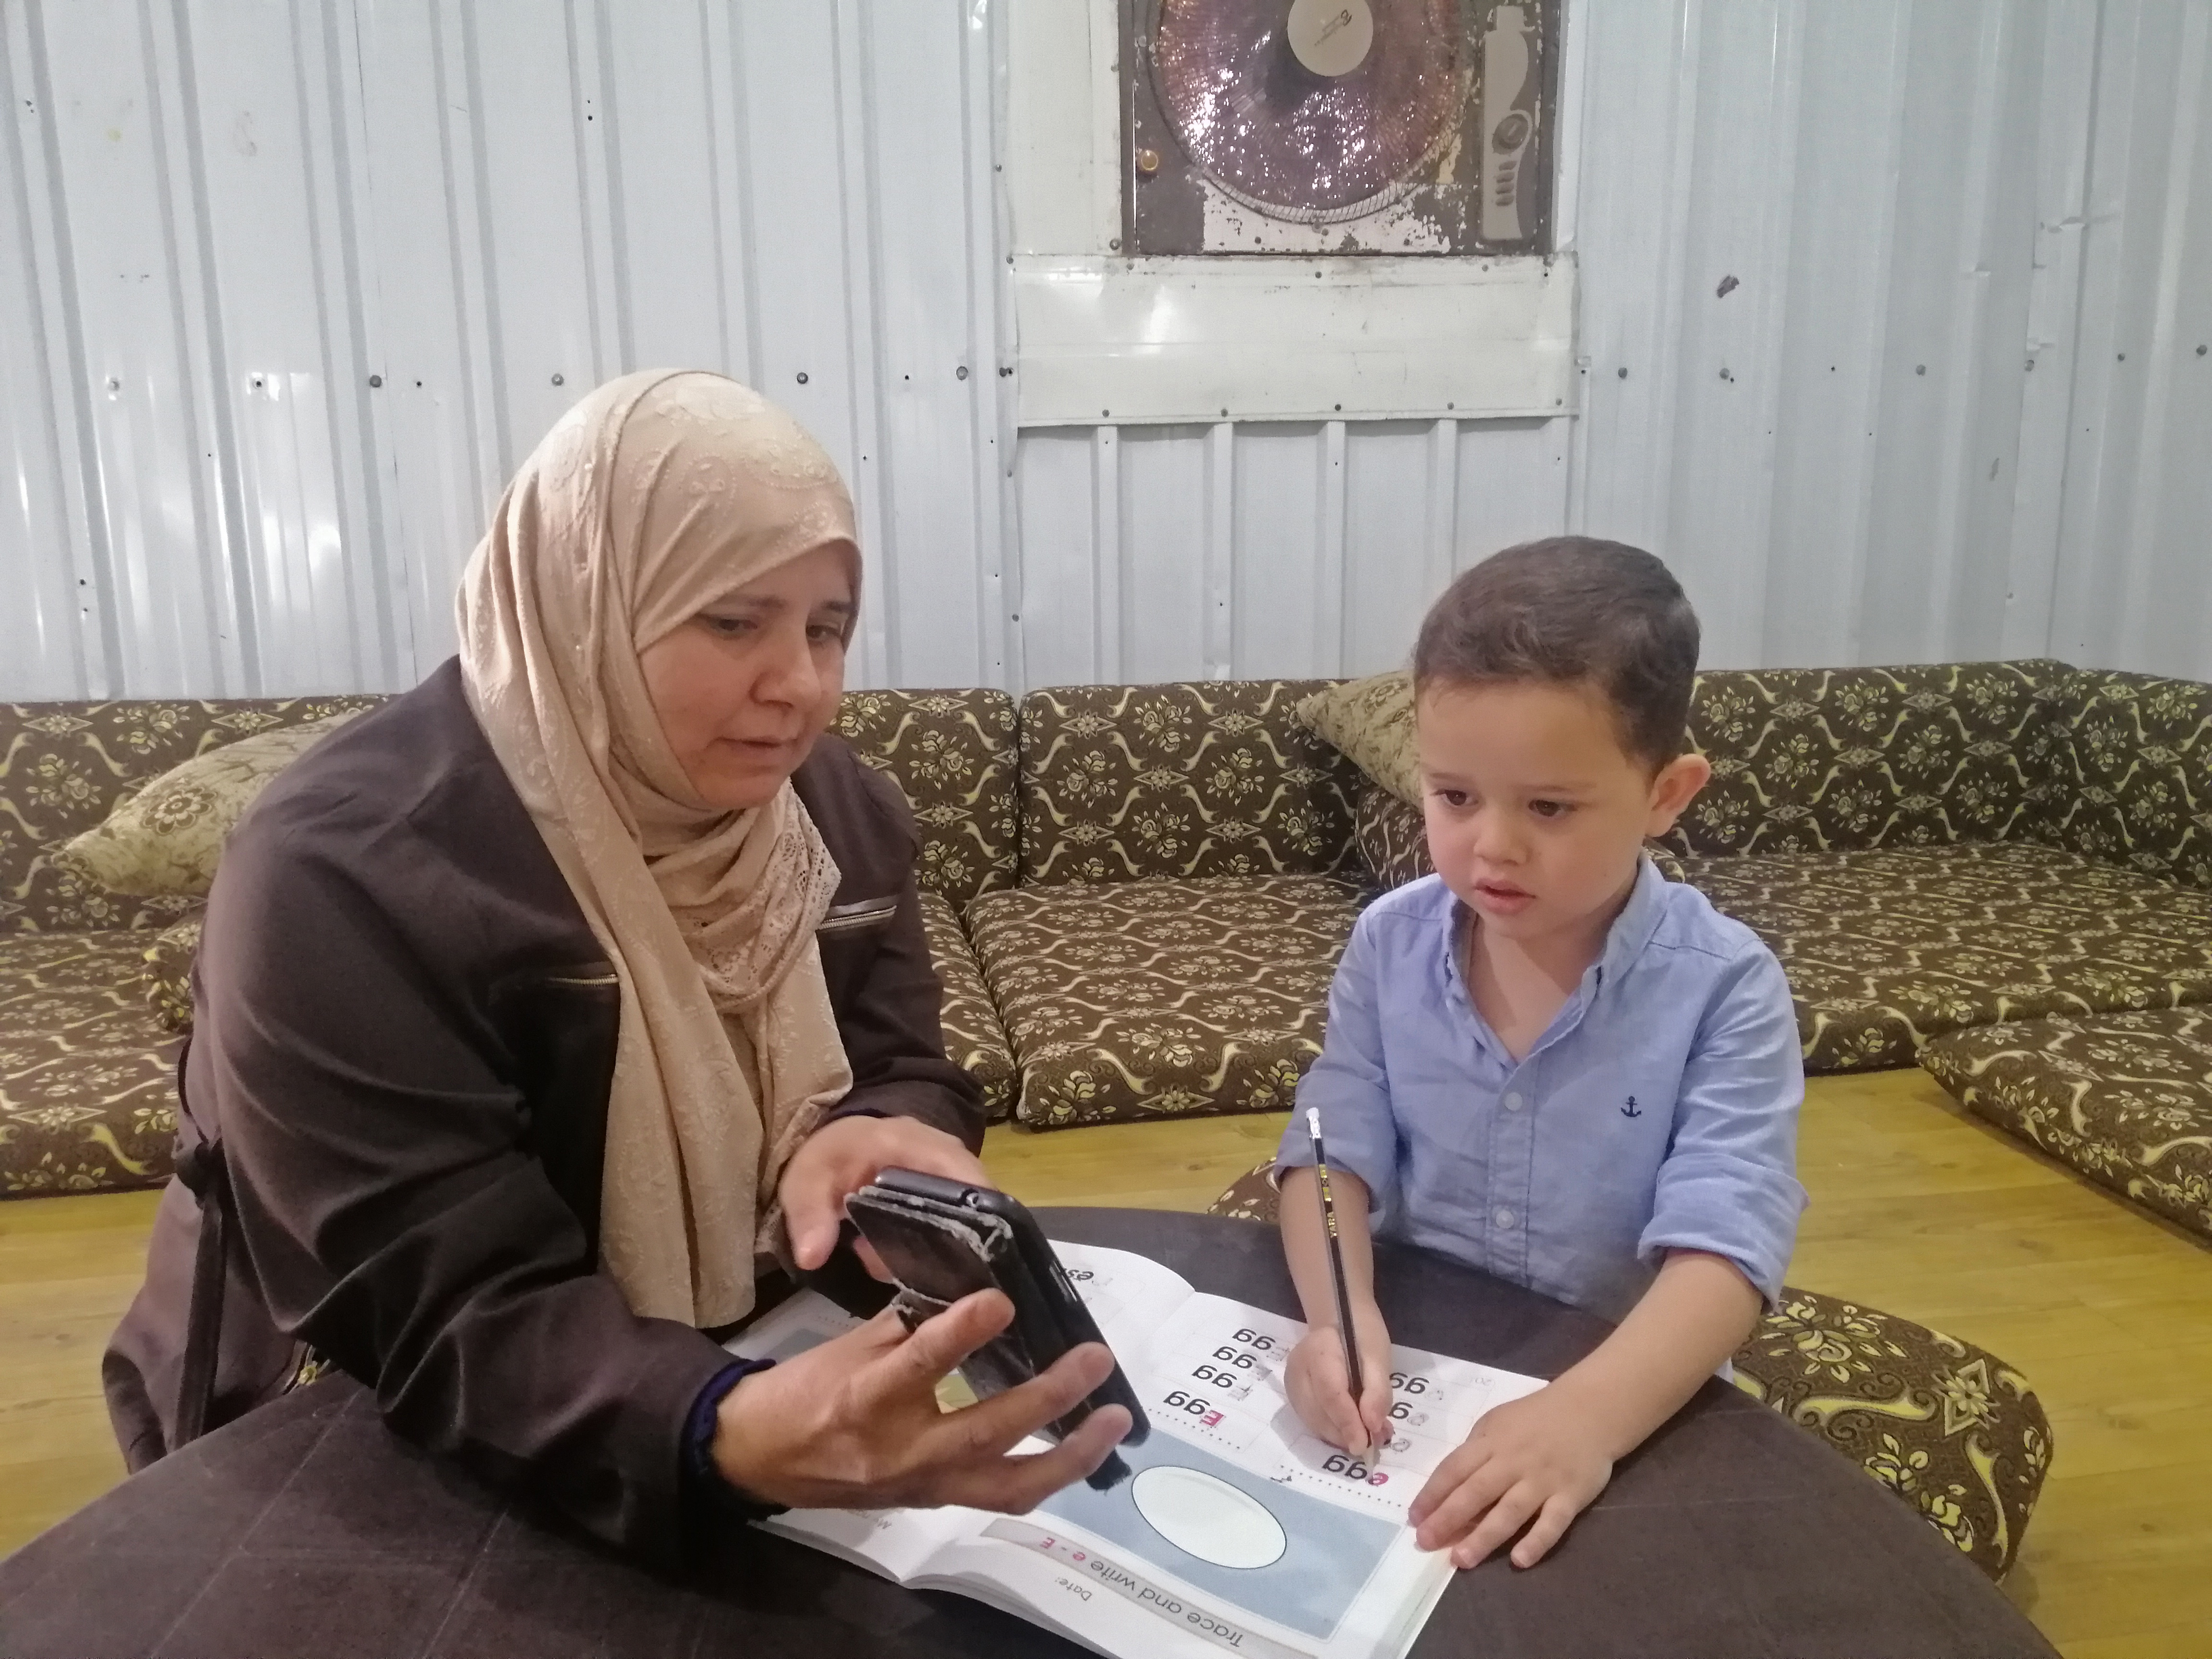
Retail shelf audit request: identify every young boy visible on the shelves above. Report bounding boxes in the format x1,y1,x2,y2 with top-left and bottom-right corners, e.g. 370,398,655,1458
1276,537,1806,1573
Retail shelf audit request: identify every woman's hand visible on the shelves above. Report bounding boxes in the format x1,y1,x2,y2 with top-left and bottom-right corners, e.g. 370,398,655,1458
712,1287,1130,1512
1283,1296,1394,1458
780,1114,989,1275
1407,1384,1615,1569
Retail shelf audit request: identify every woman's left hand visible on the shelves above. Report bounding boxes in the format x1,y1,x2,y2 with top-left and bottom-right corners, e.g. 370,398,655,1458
780,1115,990,1274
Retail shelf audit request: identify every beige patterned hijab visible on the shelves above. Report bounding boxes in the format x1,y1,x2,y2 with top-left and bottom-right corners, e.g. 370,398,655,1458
457,369,857,1327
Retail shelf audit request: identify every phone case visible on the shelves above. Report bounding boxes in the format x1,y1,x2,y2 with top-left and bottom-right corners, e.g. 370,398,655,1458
846,1171,1148,1489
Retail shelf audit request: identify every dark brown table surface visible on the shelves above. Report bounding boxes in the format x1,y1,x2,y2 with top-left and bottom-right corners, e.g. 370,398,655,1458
0,1209,2056,1659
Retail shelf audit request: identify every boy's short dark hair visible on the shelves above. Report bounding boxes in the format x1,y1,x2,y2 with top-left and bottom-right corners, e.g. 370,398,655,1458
1413,537,1699,768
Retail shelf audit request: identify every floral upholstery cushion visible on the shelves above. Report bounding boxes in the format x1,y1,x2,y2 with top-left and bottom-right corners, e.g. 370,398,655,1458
1677,842,2212,1071
1921,1008,2212,1242
1204,1162,2051,1582
56,712,364,898
1664,661,2068,858
2032,670,2212,889
0,695,385,933
1353,783,1433,890
916,889,1015,1123
143,914,202,1033
1017,683,1363,887
1294,673,1419,805
966,875,1361,1128
1731,1289,2050,1582
835,689,1019,907
0,932,180,1195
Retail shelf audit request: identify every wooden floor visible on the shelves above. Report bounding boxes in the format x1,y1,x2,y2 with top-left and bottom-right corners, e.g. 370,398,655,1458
4,1069,2208,1655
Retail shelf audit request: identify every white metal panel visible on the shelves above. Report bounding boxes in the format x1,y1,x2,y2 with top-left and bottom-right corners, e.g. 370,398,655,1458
1,3,101,699
8,0,2212,701
2047,0,2212,681
1014,255,1578,426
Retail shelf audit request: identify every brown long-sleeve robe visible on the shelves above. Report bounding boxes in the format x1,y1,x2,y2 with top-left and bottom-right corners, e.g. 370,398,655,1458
103,658,983,1563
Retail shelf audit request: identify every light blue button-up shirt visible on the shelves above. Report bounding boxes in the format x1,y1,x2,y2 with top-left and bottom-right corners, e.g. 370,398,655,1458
1278,857,1806,1324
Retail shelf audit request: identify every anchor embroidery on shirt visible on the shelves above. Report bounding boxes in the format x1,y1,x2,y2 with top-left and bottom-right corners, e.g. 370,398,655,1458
1621,1096,1643,1118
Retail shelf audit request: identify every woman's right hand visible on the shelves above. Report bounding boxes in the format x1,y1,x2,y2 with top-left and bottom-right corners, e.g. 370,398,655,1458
1284,1298,1394,1459
711,1288,1130,1512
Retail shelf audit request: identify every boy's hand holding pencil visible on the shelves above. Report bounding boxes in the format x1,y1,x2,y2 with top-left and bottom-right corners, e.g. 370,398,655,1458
1284,1290,1394,1459
1280,1109,1395,1459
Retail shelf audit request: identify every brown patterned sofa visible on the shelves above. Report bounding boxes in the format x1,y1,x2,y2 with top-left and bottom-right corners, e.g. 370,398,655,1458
0,688,1026,1195
1206,1162,2054,1583
13,662,2212,1235
0,696,382,1195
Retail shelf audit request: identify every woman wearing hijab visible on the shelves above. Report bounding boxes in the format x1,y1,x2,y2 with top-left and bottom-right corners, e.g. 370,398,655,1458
103,371,1127,1558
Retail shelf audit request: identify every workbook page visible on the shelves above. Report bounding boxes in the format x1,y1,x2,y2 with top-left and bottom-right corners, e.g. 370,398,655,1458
731,1242,1547,1659
1009,1243,1545,1658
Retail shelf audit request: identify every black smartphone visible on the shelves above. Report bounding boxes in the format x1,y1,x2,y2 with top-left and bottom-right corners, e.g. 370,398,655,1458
845,1168,1149,1490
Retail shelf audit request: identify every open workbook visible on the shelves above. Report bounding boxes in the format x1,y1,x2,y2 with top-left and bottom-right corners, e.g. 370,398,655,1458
724,1242,1545,1659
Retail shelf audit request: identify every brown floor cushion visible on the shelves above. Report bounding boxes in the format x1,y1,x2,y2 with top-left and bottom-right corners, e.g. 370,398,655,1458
967,875,1360,1128
916,890,1016,1124
1921,1008,2212,1242
1676,842,2212,1071
0,932,181,1196
1205,1161,2050,1581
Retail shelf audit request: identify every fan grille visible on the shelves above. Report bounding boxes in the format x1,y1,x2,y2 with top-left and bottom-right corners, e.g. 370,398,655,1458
1152,0,1467,223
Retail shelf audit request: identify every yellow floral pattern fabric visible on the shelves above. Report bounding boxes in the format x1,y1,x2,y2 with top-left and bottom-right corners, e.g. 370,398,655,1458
1675,843,2212,1071
143,914,202,1033
1,696,387,935
967,875,1361,1128
0,932,180,1194
1664,661,2067,857
2033,669,2212,888
916,889,1016,1123
56,712,364,898
834,689,1019,907
1293,672,1419,806
1204,1161,2051,1581
1921,1007,2212,1242
1018,683,1363,887
1353,782,1434,889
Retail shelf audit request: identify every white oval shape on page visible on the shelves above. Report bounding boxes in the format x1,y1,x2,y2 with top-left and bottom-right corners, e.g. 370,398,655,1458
1130,1465,1288,1569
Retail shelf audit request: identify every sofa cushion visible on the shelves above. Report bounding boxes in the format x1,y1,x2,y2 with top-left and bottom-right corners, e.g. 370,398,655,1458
57,712,364,899
1679,842,2212,1071
1354,782,1434,890
2032,669,2212,889
0,696,385,934
0,932,181,1195
1663,661,2069,858
915,889,1016,1123
1294,672,1419,805
143,914,202,1033
835,689,1019,907
1017,682,1363,886
1203,1162,2052,1582
1921,1007,2212,1243
1731,1288,2051,1582
967,875,1360,1128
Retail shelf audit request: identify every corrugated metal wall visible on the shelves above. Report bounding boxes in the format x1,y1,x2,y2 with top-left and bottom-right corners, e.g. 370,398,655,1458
1,0,1010,699
4,0,2208,700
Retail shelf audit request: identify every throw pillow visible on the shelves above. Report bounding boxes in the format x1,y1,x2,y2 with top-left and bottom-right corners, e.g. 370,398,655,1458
1294,672,1419,805
56,711,362,897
